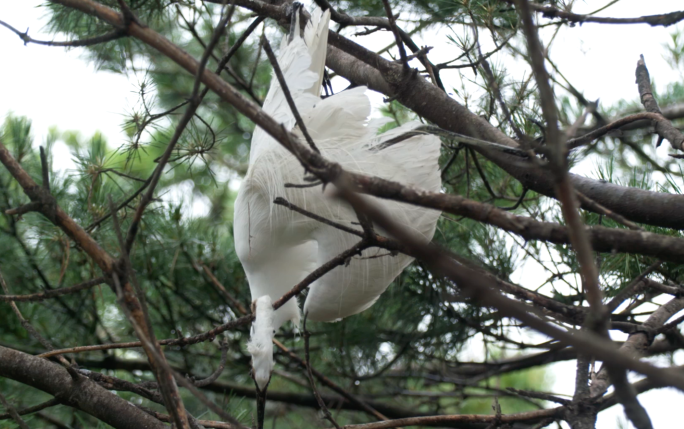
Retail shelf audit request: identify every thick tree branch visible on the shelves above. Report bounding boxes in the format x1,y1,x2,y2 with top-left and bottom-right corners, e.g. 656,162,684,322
0,346,167,429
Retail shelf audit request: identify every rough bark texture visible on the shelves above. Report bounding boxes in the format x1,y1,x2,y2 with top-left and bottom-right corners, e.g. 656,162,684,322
324,42,684,230
0,346,167,429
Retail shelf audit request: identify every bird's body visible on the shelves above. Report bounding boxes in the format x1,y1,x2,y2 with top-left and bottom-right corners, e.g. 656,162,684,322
234,6,441,389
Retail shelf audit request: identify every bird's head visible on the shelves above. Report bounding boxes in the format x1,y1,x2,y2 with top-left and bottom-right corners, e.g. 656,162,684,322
248,295,276,390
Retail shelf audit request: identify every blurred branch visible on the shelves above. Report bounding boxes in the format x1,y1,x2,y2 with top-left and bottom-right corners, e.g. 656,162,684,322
0,19,125,46
0,398,61,422
0,346,168,429
568,112,667,150
319,408,561,429
635,55,684,151
0,277,105,302
0,392,30,429
508,2,684,27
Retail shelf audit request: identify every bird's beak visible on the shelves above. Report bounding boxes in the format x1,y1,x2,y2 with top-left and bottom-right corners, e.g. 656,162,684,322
253,365,272,391
253,370,270,429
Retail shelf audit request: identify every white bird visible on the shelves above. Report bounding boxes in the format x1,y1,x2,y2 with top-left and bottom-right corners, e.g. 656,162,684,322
233,5,442,390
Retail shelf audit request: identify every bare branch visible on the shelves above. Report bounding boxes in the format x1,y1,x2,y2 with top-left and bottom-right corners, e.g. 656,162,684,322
0,346,167,429
0,277,105,302
0,398,61,421
0,19,125,46
515,2,684,27
635,55,684,151
303,315,342,429
0,392,30,429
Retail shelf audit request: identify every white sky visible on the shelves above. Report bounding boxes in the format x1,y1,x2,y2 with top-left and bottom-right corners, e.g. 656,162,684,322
2,1,684,428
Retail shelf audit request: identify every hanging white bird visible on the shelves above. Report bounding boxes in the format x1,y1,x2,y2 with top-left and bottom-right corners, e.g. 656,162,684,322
233,5,442,390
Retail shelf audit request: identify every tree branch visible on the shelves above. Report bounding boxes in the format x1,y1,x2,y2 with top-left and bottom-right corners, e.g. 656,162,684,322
0,346,167,429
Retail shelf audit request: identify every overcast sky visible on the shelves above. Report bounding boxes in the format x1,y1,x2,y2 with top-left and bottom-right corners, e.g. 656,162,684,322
2,2,684,428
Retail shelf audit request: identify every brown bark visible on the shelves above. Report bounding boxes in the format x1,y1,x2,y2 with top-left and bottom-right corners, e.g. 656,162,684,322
0,346,167,429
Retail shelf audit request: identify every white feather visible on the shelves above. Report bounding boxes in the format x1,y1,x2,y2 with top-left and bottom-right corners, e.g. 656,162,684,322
234,6,441,383
247,296,275,390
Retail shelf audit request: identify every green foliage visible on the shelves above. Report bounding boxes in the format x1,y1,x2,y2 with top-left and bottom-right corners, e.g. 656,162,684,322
664,28,684,73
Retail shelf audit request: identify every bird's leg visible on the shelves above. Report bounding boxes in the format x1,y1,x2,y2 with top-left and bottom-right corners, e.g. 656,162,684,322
287,2,303,43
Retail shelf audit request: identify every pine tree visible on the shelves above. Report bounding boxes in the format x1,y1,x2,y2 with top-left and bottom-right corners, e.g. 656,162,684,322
2,2,684,429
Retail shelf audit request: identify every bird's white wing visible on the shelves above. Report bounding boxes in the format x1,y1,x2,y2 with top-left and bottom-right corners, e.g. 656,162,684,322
244,72,442,323
283,88,441,322
249,8,330,165
299,117,442,321
234,180,317,330
235,7,331,332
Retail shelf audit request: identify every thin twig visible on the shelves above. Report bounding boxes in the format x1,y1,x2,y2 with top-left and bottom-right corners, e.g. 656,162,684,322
172,369,246,428
274,339,390,421
473,27,527,142
380,0,408,68
274,197,363,237
575,191,642,231
303,314,342,429
0,398,61,421
319,408,560,429
193,340,229,387
137,406,236,429
0,277,105,302
0,392,30,429
605,261,662,313
0,268,74,370
655,313,684,335
567,112,669,150
201,264,249,315
0,19,125,46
